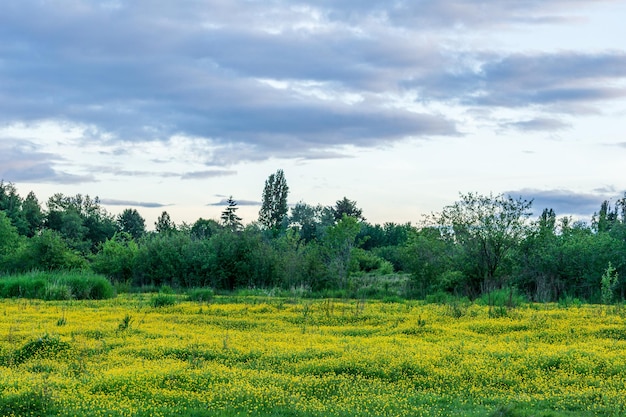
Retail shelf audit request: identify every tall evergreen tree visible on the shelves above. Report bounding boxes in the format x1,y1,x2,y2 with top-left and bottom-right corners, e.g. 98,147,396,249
331,197,365,222
221,196,243,231
259,169,289,231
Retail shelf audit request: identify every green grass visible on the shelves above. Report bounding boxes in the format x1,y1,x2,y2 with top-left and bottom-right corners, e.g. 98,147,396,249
0,271,115,300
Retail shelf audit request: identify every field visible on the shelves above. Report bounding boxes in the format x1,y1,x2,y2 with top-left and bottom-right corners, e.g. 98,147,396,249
1,295,626,417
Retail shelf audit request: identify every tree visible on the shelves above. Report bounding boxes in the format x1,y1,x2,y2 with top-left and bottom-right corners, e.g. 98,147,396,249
259,169,289,231
331,197,364,222
155,211,175,234
221,196,243,231
22,191,44,237
117,209,146,240
322,216,362,289
91,232,138,282
0,181,28,234
191,218,221,240
0,211,19,261
434,192,533,295
45,193,117,252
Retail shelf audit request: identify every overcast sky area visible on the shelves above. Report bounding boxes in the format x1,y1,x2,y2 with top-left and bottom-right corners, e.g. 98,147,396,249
1,0,626,227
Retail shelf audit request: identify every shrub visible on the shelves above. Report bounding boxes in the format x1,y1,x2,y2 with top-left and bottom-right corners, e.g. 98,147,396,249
0,271,115,300
477,287,526,309
187,288,214,302
151,293,177,308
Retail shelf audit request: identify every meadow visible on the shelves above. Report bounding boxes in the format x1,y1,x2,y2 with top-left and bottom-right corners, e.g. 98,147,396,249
1,294,626,417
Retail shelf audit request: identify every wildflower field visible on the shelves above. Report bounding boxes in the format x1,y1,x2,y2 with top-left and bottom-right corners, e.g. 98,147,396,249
1,295,626,417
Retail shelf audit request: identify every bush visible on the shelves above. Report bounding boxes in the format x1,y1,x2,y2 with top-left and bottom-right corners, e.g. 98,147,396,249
187,288,214,302
0,271,115,300
151,293,177,307
477,287,526,309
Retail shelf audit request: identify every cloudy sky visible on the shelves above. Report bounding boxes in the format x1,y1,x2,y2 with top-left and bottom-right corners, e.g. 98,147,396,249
1,0,625,227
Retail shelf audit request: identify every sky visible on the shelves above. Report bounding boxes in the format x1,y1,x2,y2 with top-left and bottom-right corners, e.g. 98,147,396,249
1,0,626,228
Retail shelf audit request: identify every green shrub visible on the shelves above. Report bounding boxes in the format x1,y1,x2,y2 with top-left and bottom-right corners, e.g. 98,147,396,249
0,271,115,300
477,288,526,309
151,293,177,307
0,275,47,299
187,288,214,302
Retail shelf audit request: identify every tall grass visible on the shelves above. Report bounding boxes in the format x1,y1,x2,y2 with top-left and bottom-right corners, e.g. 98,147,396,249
0,271,115,300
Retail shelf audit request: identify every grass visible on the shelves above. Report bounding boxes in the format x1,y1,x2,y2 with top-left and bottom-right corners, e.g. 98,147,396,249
1,295,626,416
0,271,115,300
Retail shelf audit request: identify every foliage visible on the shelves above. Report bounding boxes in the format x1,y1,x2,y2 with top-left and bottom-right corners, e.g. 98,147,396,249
220,196,243,231
134,232,189,287
155,211,176,234
0,271,115,300
187,288,215,302
601,262,619,305
5,229,88,272
91,232,138,282
433,192,533,296
259,169,289,231
2,181,626,303
150,292,178,307
331,196,365,222
117,208,146,239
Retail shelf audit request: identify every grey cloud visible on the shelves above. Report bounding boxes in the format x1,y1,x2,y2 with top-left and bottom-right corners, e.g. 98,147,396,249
508,188,615,217
181,170,237,180
99,198,169,208
209,198,260,206
0,0,624,170
0,141,93,184
414,52,626,111
503,118,570,132
320,0,615,29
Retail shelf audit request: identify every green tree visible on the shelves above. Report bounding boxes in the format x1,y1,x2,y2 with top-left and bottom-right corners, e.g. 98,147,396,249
13,229,87,272
434,192,533,296
117,208,146,240
259,169,289,231
91,232,138,282
0,211,20,269
191,218,221,240
45,193,117,253
322,216,361,289
601,262,619,305
22,191,44,237
289,202,326,242
221,196,243,231
403,226,456,297
155,211,175,234
514,208,563,301
331,197,364,222
0,181,28,234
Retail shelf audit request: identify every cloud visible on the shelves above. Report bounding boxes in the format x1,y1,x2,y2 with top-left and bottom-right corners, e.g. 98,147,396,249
99,198,169,208
209,198,261,206
0,0,624,172
413,52,626,112
181,170,237,180
507,188,618,217
503,117,571,132
0,141,93,184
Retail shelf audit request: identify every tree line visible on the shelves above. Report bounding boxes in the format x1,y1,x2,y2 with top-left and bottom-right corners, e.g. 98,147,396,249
1,172,625,303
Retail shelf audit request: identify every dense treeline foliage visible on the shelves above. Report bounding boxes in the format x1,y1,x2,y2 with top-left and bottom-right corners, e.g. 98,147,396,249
1,178,625,303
